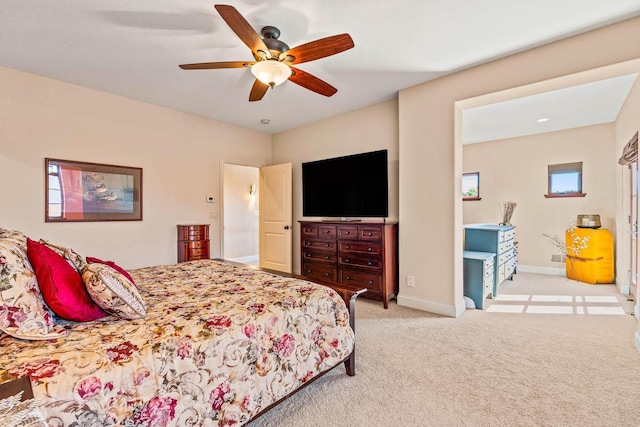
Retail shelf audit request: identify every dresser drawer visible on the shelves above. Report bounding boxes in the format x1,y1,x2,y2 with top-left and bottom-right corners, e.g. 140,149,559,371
498,239,514,254
499,229,515,242
338,255,381,269
339,267,382,292
318,225,337,239
187,240,208,249
483,275,494,297
337,226,358,239
301,224,319,237
188,247,208,257
498,249,515,266
178,225,209,240
303,250,336,263
302,239,336,251
359,226,382,241
303,261,337,282
338,241,381,255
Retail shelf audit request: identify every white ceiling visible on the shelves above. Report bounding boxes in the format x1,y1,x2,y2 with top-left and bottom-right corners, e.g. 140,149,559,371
463,73,639,144
2,1,640,134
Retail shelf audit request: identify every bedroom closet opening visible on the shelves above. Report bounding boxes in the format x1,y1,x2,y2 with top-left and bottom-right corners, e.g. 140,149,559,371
222,162,260,266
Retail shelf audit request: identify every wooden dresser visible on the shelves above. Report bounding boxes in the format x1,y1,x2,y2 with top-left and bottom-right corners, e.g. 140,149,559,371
464,224,516,296
177,224,210,263
299,221,398,308
463,251,496,309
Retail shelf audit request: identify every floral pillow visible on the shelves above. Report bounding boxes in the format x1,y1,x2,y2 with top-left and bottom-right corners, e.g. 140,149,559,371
86,256,136,287
38,239,86,273
82,263,146,320
0,229,68,340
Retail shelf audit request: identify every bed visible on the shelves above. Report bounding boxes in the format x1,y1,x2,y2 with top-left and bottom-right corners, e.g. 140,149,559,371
0,229,361,426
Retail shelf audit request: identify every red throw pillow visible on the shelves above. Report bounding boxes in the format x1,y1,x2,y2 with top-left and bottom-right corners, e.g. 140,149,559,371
26,239,107,322
86,256,136,287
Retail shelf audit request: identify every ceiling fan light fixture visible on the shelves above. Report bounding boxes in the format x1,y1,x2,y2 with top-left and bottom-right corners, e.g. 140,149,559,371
251,60,291,87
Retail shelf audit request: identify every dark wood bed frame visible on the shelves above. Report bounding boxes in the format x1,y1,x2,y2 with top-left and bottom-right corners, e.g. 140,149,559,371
0,260,366,425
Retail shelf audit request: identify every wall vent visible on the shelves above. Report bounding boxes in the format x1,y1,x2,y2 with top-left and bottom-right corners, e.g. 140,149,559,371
551,254,566,263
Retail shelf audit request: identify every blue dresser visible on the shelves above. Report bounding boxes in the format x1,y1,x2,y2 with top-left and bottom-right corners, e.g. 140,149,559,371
463,251,496,309
464,224,516,296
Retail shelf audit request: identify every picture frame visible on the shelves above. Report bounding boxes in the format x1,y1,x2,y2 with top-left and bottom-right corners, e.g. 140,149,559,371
462,172,481,201
45,158,142,222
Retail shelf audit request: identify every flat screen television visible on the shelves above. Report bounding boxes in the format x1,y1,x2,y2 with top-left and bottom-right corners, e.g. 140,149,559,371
302,150,388,218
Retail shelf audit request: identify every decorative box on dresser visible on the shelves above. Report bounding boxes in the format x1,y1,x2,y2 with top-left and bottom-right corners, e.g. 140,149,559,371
177,224,210,263
299,221,398,308
463,224,516,297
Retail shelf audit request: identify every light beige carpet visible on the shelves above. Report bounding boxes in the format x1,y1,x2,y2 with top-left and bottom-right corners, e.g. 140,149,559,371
252,272,640,427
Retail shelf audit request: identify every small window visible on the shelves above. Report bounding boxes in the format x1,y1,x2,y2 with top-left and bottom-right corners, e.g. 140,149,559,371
462,172,480,201
545,162,586,198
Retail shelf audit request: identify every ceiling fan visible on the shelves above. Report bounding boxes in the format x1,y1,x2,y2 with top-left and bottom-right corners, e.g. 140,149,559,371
179,4,354,102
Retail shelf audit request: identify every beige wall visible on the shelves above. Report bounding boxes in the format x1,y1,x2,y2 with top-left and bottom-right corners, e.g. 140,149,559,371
463,124,617,273
223,163,259,259
398,16,640,316
615,77,640,296
0,66,272,269
272,99,399,274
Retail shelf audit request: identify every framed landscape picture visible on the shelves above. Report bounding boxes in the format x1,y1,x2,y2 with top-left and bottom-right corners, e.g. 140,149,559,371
45,158,142,222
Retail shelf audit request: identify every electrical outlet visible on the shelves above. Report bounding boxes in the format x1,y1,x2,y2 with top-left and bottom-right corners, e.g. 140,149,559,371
406,275,414,287
206,196,216,203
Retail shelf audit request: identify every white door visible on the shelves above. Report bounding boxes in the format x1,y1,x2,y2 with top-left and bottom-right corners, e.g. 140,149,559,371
259,163,292,273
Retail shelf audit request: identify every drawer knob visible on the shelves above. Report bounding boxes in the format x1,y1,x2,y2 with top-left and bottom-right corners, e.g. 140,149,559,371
325,273,330,277
325,243,330,247
346,245,350,249
367,261,372,266
369,280,374,284
326,230,331,233
368,232,372,236
346,276,352,280
306,253,311,257
345,259,350,263
346,231,350,235
307,269,312,273
325,256,330,260
368,247,372,251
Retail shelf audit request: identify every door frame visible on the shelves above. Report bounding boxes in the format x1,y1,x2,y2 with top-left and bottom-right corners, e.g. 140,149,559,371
219,159,263,261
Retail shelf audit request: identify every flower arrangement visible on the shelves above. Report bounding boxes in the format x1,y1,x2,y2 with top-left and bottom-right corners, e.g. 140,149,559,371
500,201,517,226
543,220,590,257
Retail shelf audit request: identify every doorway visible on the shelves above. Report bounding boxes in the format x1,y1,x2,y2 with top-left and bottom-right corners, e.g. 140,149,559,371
629,161,638,300
222,163,259,266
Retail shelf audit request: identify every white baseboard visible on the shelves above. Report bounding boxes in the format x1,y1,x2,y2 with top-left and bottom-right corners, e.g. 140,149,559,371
396,294,462,318
517,264,566,276
615,280,630,297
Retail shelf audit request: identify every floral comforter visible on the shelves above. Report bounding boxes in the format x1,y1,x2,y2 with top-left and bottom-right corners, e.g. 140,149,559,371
0,260,355,426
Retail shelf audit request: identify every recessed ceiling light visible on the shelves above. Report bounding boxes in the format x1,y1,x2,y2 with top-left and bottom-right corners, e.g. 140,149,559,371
537,117,549,123
260,119,270,125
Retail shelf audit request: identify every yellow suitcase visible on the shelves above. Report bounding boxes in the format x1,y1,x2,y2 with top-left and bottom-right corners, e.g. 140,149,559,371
565,228,614,284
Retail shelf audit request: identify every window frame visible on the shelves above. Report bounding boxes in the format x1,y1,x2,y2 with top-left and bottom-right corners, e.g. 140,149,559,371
545,161,586,198
462,172,481,201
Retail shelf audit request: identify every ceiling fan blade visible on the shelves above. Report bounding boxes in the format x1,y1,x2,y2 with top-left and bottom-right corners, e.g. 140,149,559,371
215,4,271,58
281,34,354,64
288,67,337,97
249,79,269,102
179,61,253,70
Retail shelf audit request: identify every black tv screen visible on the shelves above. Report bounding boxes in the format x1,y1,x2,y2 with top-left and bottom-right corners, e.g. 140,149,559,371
302,150,388,218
